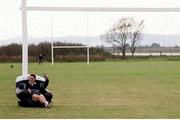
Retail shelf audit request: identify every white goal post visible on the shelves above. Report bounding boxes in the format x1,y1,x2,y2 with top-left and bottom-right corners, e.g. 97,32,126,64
51,45,89,66
21,0,180,75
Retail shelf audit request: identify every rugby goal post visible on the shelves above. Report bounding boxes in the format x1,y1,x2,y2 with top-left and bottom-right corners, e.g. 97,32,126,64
21,0,180,75
51,45,89,66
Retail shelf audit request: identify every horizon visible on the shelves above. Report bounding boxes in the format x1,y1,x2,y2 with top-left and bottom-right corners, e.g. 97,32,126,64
1,33,180,47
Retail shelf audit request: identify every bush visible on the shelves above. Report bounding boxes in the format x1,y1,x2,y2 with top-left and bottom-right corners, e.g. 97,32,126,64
54,55,105,62
0,55,21,62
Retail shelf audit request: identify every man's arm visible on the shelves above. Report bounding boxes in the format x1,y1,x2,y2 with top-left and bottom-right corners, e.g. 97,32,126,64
43,74,49,88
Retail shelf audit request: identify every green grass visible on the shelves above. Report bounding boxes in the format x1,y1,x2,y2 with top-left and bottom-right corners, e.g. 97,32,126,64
1,61,180,118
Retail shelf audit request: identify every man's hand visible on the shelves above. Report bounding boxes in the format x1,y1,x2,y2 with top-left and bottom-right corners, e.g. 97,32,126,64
43,73,49,80
28,88,31,93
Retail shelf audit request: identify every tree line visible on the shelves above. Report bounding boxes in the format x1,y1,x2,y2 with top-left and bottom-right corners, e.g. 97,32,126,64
0,42,111,62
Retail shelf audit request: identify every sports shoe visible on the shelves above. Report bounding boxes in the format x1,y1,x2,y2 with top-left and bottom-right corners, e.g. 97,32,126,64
45,102,52,108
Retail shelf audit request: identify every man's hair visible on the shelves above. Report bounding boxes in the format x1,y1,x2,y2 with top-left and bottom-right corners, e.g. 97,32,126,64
30,74,36,78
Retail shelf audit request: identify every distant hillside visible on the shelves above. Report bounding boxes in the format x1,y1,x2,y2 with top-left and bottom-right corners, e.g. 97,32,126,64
1,34,180,47
141,34,180,47
104,46,180,53
0,36,107,47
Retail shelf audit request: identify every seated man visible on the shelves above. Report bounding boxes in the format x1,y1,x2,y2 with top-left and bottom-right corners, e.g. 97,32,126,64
16,74,53,108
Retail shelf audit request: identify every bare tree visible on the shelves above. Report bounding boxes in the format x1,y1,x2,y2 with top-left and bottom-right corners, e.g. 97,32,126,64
101,17,144,58
130,19,144,56
102,17,133,59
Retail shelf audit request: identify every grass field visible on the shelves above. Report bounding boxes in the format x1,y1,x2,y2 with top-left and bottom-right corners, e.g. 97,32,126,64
1,61,180,118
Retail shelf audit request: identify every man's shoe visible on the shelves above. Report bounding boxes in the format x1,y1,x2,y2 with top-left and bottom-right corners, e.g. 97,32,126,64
46,102,52,108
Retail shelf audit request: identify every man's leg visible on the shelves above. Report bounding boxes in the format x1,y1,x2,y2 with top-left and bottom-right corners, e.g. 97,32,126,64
32,94,50,107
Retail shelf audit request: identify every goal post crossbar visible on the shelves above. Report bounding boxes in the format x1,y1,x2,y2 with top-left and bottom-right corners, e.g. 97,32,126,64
21,6,180,12
53,46,89,49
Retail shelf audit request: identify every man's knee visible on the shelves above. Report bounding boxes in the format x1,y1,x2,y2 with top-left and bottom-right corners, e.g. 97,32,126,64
32,94,41,101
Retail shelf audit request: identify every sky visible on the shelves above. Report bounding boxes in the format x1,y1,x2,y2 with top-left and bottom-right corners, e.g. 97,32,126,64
0,0,180,45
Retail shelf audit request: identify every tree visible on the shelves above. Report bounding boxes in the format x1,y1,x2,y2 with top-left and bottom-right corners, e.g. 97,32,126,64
130,19,144,56
151,42,160,47
101,17,144,58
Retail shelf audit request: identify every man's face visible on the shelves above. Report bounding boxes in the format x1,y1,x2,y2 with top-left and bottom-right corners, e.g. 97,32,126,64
29,76,36,83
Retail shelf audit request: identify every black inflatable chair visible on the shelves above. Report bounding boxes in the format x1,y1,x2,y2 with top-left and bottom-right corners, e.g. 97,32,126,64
16,74,53,107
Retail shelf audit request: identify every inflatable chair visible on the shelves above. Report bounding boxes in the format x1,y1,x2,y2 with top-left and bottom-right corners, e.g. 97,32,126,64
16,74,53,107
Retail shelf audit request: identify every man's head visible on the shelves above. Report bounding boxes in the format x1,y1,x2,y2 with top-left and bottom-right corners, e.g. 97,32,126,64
29,74,36,83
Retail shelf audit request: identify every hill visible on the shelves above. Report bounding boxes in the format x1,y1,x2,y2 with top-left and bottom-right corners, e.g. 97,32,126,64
1,34,180,47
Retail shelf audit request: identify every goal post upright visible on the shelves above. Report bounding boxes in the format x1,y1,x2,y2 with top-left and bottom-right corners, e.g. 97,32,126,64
51,13,54,66
21,0,28,75
21,0,180,75
87,46,89,65
51,41,54,66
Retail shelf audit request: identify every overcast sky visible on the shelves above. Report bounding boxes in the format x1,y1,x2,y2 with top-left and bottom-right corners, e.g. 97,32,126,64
0,0,180,44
